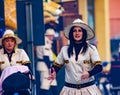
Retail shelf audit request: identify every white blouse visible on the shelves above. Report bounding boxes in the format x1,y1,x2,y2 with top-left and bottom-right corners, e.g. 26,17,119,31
0,48,30,71
55,44,102,84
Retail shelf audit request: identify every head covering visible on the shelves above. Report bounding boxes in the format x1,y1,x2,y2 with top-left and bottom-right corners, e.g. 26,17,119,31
64,19,95,40
45,28,55,36
0,29,22,45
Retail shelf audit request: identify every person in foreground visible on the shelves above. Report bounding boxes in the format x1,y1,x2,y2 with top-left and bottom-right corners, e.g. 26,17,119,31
0,29,34,95
49,19,103,95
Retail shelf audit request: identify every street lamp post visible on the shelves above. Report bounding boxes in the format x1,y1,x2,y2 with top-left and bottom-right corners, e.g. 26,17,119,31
16,0,44,95
25,2,36,95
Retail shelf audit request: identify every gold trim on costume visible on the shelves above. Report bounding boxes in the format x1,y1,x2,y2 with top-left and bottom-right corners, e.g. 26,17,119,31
83,60,90,64
93,61,102,66
64,60,69,64
16,61,22,64
3,34,16,39
16,61,31,64
0,61,4,64
45,48,50,50
22,61,31,64
53,62,63,68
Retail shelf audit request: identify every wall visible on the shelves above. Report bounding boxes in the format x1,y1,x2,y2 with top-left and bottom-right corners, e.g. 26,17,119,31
110,0,120,38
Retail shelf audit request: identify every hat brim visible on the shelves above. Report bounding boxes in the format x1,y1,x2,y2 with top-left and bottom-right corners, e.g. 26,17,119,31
0,36,22,46
64,23,95,40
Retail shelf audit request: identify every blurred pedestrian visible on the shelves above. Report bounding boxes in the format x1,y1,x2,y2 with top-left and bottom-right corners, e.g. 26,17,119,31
36,28,58,95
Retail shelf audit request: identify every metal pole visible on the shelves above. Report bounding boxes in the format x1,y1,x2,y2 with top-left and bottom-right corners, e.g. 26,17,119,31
25,2,36,95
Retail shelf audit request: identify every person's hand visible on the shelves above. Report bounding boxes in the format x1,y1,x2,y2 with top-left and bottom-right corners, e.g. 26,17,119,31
29,74,35,81
81,66,90,80
47,68,56,84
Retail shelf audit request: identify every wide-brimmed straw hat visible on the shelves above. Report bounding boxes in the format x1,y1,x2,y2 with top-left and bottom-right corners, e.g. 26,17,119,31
0,29,22,45
45,28,55,36
64,19,95,40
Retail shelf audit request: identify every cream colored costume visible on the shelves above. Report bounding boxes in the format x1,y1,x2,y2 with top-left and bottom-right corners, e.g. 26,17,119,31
54,44,102,95
0,48,31,95
0,48,30,71
36,36,57,90
0,29,32,94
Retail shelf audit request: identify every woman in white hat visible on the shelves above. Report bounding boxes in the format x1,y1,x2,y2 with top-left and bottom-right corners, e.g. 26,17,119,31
49,19,103,95
0,29,34,94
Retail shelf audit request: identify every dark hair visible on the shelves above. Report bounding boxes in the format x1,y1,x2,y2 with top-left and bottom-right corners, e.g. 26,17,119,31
67,26,88,61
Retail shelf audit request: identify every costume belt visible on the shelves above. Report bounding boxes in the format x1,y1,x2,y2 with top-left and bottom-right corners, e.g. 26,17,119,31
65,81,95,89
